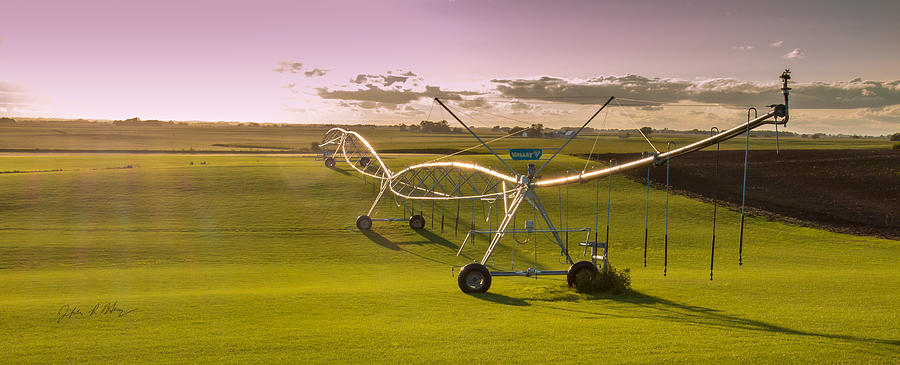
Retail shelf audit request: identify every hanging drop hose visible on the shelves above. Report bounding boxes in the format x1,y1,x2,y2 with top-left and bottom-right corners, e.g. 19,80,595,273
664,142,675,277
739,108,756,266
775,123,780,155
593,173,601,257
606,159,615,266
454,200,460,237
710,127,720,281
643,151,651,268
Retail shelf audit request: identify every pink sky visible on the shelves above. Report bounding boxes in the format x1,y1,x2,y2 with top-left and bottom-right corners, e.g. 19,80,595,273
1,0,898,135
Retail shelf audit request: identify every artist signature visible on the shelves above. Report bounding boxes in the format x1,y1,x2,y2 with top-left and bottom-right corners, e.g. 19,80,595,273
56,302,136,323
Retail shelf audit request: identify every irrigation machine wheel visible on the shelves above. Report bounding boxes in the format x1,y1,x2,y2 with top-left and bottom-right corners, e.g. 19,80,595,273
358,157,371,167
458,263,492,293
356,215,373,230
567,260,599,288
324,157,336,168
408,215,426,230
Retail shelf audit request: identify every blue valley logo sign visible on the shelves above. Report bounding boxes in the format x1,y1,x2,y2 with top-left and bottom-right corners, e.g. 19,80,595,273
509,148,543,160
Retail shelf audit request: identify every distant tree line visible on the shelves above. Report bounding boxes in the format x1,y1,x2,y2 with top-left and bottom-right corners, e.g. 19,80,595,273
0,117,15,125
113,117,178,126
416,120,452,133
393,120,466,134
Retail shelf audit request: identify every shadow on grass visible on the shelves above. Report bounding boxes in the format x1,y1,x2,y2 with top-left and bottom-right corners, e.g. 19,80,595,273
414,229,459,250
327,166,353,176
361,229,461,266
468,292,530,306
540,290,899,348
362,230,400,251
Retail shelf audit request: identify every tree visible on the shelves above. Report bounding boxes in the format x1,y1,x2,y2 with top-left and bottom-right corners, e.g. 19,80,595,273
891,133,900,141
640,126,653,136
530,123,544,137
510,126,526,135
418,120,451,133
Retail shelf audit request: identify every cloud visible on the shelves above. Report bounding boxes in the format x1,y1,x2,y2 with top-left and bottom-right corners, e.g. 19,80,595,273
282,83,298,93
792,79,900,108
317,85,475,106
304,68,328,77
686,110,722,120
730,45,754,51
458,97,489,109
493,75,694,105
784,48,806,59
0,82,30,104
770,40,784,47
492,74,900,109
274,62,304,73
0,81,35,114
855,105,900,123
317,69,479,111
350,70,420,86
335,101,421,117
320,85,422,105
397,105,421,116
295,66,900,134
509,101,534,113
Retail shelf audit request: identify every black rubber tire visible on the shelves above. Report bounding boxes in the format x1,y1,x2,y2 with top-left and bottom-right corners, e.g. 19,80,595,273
324,157,336,168
409,215,426,230
458,263,492,293
567,261,599,288
356,215,373,230
358,157,371,167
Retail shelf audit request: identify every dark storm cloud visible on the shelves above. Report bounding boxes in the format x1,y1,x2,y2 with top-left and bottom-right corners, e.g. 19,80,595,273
491,75,900,109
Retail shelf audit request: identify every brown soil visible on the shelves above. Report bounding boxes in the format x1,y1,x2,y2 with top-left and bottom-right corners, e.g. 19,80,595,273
587,149,899,240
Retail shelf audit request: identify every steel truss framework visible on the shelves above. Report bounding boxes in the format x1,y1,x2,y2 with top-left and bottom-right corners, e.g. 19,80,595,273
320,70,792,293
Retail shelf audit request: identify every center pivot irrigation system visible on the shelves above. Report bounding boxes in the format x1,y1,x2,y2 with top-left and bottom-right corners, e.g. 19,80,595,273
320,70,793,293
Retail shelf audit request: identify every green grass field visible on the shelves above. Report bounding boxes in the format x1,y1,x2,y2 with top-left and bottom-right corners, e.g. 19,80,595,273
1,152,897,363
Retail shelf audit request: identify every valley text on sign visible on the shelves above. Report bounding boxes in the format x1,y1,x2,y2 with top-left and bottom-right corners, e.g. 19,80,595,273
509,148,543,160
